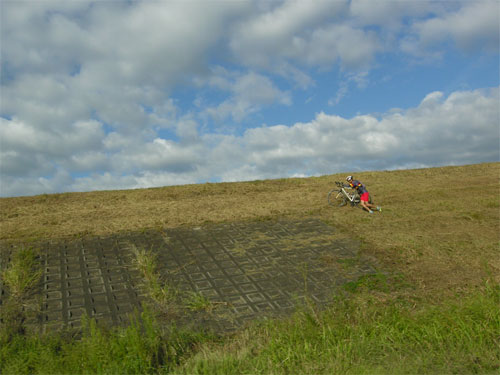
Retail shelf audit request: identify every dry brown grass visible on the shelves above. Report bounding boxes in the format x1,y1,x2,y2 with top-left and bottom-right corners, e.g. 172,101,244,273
1,162,499,300
0,178,322,240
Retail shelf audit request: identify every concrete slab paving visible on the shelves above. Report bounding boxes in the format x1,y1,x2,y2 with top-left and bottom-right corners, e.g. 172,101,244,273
0,218,378,334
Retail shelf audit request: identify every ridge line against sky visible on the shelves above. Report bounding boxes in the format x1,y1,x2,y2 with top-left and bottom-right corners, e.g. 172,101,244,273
1,0,499,197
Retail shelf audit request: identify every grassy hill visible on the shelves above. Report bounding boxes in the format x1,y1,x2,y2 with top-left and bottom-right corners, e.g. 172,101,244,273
1,162,499,374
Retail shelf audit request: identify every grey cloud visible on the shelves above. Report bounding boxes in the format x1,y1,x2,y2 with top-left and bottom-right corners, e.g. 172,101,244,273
0,169,74,198
0,118,105,157
81,1,249,87
175,117,200,144
229,0,381,70
1,1,245,82
0,176,52,198
1,74,91,129
0,151,54,178
66,152,110,174
0,117,106,188
1,1,94,76
230,0,348,66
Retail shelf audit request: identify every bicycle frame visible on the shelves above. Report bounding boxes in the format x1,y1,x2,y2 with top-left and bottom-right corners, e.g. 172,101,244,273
329,181,360,207
337,186,357,203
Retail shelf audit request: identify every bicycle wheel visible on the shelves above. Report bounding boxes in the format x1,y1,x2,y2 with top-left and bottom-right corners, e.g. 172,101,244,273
328,189,347,207
351,193,361,206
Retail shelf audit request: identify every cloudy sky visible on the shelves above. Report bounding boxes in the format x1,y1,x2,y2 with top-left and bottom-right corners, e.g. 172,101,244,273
1,0,499,197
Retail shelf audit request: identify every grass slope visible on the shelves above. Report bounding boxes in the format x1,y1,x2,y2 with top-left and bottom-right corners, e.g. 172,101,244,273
1,162,498,296
1,162,499,374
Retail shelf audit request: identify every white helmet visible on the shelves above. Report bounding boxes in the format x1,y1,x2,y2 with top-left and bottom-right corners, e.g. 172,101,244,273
346,176,353,182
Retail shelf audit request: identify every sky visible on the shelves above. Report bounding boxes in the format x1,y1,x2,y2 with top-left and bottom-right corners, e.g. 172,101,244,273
0,0,499,198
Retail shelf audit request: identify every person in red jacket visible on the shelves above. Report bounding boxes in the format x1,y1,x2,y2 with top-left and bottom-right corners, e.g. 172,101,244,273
346,176,381,214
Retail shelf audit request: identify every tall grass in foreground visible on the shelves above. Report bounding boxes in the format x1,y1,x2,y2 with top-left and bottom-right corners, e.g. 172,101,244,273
179,283,500,375
0,308,214,374
1,247,41,300
1,284,498,374
0,247,42,340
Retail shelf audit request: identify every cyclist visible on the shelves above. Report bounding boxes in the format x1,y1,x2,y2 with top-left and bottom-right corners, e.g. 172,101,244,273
346,176,381,214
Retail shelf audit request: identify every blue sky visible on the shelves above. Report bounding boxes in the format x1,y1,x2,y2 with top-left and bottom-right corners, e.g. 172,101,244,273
1,0,499,197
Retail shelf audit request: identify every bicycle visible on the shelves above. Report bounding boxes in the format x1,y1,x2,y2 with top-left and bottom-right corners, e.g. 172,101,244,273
327,181,361,207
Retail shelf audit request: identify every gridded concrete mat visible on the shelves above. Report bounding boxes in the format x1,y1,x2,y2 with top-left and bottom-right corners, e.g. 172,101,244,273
0,219,377,333
40,238,146,332
156,218,377,331
0,239,145,333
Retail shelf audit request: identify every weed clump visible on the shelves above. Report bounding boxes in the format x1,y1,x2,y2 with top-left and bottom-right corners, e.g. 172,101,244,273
1,247,41,341
130,244,178,316
2,247,41,300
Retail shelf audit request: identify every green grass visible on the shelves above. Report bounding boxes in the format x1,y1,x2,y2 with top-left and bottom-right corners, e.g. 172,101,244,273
0,246,215,374
1,283,497,374
1,247,42,341
342,271,410,294
129,245,222,316
0,308,215,374
130,245,178,315
184,292,214,312
1,162,499,374
178,283,500,375
1,247,41,300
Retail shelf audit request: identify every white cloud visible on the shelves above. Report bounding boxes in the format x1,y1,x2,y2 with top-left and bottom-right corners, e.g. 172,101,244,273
306,24,380,69
0,117,104,160
1,86,498,197
70,171,199,193
1,1,248,83
329,71,369,106
241,86,498,176
230,0,348,67
67,152,109,173
1,1,94,76
228,0,383,70
1,74,90,129
404,0,499,57
349,0,437,30
0,1,498,197
1,0,247,134
83,1,234,86
204,71,292,123
0,116,106,187
420,91,445,105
